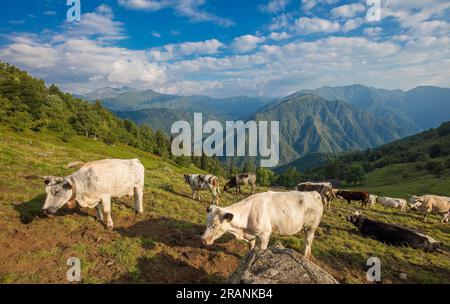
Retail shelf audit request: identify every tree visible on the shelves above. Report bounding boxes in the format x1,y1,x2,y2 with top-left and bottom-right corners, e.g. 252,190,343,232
257,167,276,187
277,167,302,189
428,143,443,158
345,164,365,185
242,160,256,173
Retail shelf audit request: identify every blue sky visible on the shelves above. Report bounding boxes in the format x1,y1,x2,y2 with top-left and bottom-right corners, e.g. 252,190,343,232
0,0,449,97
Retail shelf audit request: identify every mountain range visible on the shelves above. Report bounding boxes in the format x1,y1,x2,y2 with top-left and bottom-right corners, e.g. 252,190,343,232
82,84,450,165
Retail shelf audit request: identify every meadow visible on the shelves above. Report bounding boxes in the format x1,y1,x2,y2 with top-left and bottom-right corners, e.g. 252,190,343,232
0,127,449,284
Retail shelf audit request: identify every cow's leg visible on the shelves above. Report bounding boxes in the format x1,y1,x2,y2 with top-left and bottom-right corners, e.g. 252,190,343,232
442,212,449,223
192,189,196,200
303,228,316,259
95,204,104,222
101,195,114,229
209,187,219,205
259,234,271,250
133,186,144,214
347,199,351,204
423,213,428,222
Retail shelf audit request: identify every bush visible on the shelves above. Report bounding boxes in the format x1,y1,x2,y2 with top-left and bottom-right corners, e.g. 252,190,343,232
424,160,443,175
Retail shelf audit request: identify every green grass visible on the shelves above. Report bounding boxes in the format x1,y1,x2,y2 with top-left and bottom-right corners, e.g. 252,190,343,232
0,127,449,284
342,162,450,199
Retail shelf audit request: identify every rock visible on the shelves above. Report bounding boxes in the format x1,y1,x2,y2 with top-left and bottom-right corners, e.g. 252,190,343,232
399,273,408,280
229,245,339,284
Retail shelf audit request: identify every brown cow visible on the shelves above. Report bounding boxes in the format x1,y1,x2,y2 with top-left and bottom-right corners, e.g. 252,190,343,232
336,190,370,207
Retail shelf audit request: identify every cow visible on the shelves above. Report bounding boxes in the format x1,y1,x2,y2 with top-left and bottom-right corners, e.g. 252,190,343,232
297,182,335,210
409,195,450,223
368,194,377,207
335,190,370,207
223,173,256,195
346,212,441,252
201,191,324,259
377,197,407,210
42,159,145,229
184,174,221,204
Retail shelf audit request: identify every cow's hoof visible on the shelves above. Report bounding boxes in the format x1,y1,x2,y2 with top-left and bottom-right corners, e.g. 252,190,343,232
106,225,114,231
134,210,143,215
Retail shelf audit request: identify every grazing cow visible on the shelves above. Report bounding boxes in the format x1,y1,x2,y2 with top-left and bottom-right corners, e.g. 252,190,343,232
368,195,377,207
42,159,145,229
409,195,450,222
201,191,324,259
297,182,335,210
377,197,407,210
335,190,370,207
346,212,441,252
223,173,256,195
184,174,221,204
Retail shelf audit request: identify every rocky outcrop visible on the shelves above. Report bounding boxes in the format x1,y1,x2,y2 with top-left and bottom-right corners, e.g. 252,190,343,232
229,245,338,284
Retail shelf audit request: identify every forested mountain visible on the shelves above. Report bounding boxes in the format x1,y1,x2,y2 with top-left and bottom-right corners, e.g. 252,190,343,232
84,88,274,120
300,84,450,130
250,94,413,164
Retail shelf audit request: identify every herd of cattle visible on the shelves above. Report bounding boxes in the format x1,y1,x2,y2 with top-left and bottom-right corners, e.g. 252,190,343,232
41,158,449,260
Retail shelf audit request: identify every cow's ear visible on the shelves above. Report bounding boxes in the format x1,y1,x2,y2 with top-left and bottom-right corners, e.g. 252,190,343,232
207,205,213,213
223,213,234,222
63,180,73,190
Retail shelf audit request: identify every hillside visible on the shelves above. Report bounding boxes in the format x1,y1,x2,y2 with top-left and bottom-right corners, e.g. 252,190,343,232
251,94,412,164
0,127,449,284
305,121,450,195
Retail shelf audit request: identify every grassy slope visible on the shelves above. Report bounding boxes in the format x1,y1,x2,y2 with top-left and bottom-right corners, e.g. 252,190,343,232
344,161,450,198
0,127,449,284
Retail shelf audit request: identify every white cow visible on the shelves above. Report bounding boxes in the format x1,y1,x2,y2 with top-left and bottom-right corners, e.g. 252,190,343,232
409,195,450,222
377,197,407,210
201,191,324,259
42,158,145,229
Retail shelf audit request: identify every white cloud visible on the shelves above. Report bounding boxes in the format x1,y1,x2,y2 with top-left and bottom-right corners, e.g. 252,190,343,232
295,17,340,34
342,18,364,32
301,0,338,11
118,0,235,27
268,32,291,40
231,35,266,53
331,3,366,19
151,31,162,38
259,0,290,14
149,39,224,61
63,5,127,41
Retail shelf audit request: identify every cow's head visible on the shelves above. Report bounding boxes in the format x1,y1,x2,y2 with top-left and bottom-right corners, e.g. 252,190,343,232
201,205,234,245
42,177,75,214
368,195,377,206
223,182,231,192
408,195,423,210
346,211,363,227
183,175,191,184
